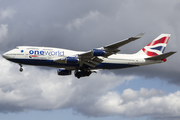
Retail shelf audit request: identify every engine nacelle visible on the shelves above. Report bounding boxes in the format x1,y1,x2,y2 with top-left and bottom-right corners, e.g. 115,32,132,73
65,57,79,64
57,69,71,75
92,49,105,56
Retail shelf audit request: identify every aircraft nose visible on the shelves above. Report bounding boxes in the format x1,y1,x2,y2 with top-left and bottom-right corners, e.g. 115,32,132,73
2,52,9,59
2,53,7,59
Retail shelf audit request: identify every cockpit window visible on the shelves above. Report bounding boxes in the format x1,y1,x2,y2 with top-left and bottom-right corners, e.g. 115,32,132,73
15,47,19,49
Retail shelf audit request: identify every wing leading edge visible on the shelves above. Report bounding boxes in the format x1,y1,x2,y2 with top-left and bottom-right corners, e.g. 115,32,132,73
104,33,145,50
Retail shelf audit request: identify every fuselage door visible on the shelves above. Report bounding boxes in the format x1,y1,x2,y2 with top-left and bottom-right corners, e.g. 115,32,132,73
25,49,29,59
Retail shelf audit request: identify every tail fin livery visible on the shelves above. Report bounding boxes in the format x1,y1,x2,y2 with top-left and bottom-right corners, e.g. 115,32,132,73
142,34,170,56
136,34,171,58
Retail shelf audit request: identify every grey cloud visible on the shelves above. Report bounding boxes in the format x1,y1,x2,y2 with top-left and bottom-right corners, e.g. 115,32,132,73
0,7,16,20
121,88,164,104
0,56,134,112
0,24,8,42
66,10,103,31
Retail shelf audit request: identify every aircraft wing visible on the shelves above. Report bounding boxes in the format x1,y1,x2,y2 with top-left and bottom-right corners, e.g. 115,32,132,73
78,33,145,68
104,33,145,51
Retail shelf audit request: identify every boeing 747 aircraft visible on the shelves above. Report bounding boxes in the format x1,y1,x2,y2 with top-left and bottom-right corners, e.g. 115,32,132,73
2,33,176,78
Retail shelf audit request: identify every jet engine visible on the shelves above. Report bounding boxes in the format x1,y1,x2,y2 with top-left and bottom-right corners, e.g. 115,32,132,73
65,57,79,64
92,49,105,56
57,69,71,75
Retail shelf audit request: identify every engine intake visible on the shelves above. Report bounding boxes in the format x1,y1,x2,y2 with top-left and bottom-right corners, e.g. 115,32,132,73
92,49,105,56
66,57,79,64
57,69,71,75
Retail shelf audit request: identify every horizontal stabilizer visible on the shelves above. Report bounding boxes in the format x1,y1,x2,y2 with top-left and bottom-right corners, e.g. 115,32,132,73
145,51,176,60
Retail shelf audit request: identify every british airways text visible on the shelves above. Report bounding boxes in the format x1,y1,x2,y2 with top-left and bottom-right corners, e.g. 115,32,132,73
29,50,64,56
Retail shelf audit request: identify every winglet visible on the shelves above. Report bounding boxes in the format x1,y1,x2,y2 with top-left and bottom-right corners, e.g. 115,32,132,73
134,33,145,39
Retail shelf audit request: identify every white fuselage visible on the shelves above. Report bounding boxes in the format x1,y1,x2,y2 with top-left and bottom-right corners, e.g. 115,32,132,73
2,46,163,70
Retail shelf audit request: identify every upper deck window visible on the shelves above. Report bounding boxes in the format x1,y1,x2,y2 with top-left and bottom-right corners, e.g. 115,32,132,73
27,48,39,50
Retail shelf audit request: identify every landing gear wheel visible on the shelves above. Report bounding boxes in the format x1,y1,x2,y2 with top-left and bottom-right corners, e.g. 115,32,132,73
74,70,80,79
20,67,23,72
19,63,23,72
74,68,92,79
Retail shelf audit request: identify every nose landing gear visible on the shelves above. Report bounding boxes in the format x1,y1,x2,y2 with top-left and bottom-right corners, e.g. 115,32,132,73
19,63,23,72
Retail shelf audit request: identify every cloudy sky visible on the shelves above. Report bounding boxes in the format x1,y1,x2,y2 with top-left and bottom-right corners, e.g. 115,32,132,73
0,0,180,120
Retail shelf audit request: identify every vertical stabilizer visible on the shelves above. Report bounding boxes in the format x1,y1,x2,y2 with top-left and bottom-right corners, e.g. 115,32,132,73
136,34,171,58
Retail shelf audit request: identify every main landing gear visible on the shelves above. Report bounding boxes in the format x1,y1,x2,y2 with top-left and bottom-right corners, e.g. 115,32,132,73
19,63,23,72
74,68,97,79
